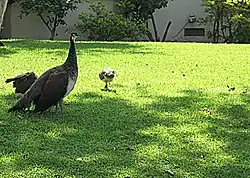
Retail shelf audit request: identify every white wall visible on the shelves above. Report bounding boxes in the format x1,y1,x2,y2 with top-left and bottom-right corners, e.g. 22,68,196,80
10,0,115,40
8,0,210,42
150,0,211,42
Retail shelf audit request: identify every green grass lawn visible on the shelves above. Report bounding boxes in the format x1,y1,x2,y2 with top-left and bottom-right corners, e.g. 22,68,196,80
0,39,249,178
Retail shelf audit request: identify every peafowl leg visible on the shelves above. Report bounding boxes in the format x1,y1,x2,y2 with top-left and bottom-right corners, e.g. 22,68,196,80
55,100,63,114
101,82,109,91
55,103,59,113
104,82,108,89
58,100,63,114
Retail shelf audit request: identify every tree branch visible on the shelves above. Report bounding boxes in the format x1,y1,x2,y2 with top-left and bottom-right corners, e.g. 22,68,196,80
38,14,52,32
52,14,57,31
162,21,172,42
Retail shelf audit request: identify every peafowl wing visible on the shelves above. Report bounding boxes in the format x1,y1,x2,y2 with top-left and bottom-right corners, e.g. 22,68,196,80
34,71,68,112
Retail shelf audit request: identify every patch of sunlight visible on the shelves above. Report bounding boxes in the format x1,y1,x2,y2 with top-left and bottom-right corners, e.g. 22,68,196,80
139,124,226,151
46,127,79,139
24,166,55,174
77,154,109,163
62,127,79,135
208,154,236,166
115,168,137,178
138,125,174,142
13,166,59,177
0,154,17,167
45,130,61,139
136,144,163,161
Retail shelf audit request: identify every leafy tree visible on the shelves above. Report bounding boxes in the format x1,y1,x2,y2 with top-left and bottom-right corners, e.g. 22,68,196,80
77,1,147,41
116,0,173,41
228,0,250,43
201,0,250,43
19,0,81,40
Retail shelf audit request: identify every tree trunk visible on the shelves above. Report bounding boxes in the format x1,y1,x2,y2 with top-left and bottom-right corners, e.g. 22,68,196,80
145,21,154,41
49,15,58,40
151,14,159,41
0,0,8,30
49,29,56,40
0,0,8,46
146,31,154,41
162,21,172,42
38,14,57,40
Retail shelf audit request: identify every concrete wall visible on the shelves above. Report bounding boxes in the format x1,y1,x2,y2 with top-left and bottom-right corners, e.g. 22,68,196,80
150,0,210,42
8,0,115,40
2,0,211,42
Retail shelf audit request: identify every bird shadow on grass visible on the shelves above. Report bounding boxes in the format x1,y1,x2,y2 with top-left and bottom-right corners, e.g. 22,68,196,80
0,90,249,177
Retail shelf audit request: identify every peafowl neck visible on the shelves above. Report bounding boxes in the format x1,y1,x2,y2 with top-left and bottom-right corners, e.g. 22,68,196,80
64,37,78,74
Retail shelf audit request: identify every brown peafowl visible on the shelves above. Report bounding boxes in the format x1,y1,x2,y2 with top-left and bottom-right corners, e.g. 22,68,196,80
5,72,38,94
99,68,117,92
8,32,78,114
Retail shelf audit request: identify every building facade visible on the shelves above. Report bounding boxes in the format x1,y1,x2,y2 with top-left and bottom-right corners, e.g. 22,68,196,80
1,0,210,42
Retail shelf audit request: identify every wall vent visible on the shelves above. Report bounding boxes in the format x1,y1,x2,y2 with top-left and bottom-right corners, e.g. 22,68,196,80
184,28,205,36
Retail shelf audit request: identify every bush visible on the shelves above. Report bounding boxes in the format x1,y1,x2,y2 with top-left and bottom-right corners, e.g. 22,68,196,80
77,1,147,41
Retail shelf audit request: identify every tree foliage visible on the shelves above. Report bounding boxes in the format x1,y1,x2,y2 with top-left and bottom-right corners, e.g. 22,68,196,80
116,0,173,41
201,0,250,43
8,0,21,6
19,0,81,40
77,1,147,41
117,0,171,22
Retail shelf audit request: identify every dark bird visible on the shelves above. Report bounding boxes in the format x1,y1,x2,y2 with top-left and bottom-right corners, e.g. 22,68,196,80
5,72,38,94
8,33,78,114
227,85,235,91
99,68,117,92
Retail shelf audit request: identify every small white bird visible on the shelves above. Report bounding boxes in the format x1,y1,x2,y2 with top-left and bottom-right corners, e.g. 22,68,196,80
99,68,117,92
242,89,248,94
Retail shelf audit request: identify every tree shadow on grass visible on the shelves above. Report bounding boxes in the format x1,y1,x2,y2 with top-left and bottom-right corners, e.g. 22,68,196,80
148,89,250,177
0,47,17,58
0,92,177,177
3,39,143,50
2,40,161,57
0,90,249,177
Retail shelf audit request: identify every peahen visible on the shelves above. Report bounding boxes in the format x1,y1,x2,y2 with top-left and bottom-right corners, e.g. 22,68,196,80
5,72,38,94
8,32,78,114
99,68,117,92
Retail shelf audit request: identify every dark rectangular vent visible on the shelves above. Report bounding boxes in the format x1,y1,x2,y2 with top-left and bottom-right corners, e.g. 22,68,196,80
184,28,205,36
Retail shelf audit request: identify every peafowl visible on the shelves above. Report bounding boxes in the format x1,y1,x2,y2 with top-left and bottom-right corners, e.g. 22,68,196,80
99,68,117,92
8,33,78,114
5,72,37,94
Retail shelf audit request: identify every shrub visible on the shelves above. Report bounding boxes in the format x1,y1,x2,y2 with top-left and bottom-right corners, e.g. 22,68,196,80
77,1,147,41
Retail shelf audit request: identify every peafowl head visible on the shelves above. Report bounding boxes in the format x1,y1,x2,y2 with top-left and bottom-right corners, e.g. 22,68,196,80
101,68,116,81
70,32,78,42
